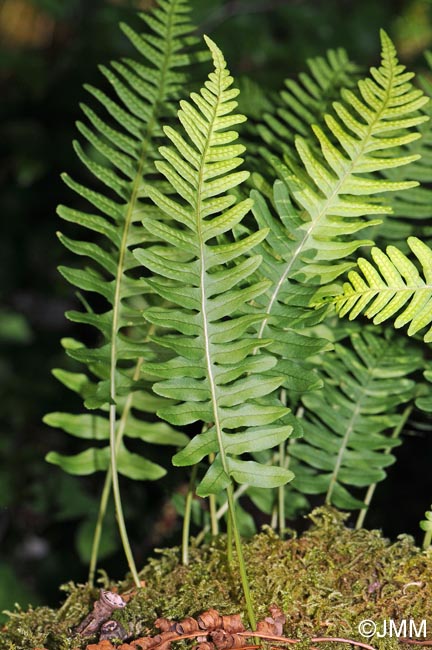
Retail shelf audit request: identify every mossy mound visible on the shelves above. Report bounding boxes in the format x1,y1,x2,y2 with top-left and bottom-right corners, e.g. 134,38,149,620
2,508,432,650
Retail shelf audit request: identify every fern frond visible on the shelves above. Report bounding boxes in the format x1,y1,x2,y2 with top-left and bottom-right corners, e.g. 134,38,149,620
288,330,421,509
46,0,201,479
275,30,428,285
245,33,428,407
45,0,203,582
321,236,432,343
134,36,294,497
365,50,432,250
258,47,360,156
251,179,333,396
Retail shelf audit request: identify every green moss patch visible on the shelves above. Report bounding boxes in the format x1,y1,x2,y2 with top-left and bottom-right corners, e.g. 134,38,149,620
2,509,432,650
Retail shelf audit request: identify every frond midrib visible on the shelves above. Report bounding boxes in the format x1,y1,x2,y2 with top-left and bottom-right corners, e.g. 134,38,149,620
195,59,230,478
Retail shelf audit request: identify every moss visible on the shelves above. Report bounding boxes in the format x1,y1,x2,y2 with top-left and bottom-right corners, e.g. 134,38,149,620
3,508,432,650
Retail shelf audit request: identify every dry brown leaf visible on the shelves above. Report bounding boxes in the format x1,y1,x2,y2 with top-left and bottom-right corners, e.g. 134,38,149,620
197,610,222,631
175,617,200,634
155,617,176,633
221,615,244,634
85,640,115,650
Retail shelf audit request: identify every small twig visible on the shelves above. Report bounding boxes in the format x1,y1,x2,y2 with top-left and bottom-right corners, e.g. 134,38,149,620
146,629,378,650
399,640,432,646
237,632,377,650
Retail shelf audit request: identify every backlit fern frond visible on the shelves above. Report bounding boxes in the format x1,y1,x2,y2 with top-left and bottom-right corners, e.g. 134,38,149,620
370,51,432,247
134,37,294,497
277,30,428,285
288,330,421,509
321,237,432,343
46,0,201,480
258,47,360,156
45,0,202,582
245,32,428,391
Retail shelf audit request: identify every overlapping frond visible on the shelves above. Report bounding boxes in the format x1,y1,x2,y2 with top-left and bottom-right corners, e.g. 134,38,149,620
134,37,294,497
320,237,432,343
288,330,421,509
275,30,428,285
258,47,360,156
243,32,428,408
46,0,200,480
251,179,332,396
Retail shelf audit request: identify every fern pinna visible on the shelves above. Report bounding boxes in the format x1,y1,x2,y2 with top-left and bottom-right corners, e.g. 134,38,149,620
134,37,294,626
44,0,203,586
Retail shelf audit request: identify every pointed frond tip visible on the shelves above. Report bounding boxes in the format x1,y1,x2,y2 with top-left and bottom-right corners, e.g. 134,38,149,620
203,34,226,70
314,237,432,343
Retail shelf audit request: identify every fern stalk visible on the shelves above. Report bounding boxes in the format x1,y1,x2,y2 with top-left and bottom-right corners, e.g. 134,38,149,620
355,403,412,529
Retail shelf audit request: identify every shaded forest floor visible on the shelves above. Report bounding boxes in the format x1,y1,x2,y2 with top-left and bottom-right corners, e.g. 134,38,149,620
2,508,432,650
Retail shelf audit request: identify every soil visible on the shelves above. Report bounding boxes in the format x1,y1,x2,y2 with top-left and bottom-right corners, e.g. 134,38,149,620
2,508,432,650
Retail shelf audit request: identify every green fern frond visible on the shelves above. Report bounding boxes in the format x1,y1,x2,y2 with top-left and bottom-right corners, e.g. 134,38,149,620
288,330,421,509
134,36,294,497
45,0,202,583
276,30,428,285
363,51,432,250
245,32,428,397
251,179,333,396
320,236,432,342
258,47,360,156
47,0,200,475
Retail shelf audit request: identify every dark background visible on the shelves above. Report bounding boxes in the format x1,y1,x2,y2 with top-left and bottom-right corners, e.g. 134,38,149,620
1,0,432,619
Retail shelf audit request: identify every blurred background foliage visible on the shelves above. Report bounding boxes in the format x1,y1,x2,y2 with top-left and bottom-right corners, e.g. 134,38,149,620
1,0,432,622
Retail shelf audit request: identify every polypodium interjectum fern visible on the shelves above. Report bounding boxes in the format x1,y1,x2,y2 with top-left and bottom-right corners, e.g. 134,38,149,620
134,37,294,497
44,0,204,586
257,30,428,289
244,30,428,407
287,329,422,510
133,35,295,627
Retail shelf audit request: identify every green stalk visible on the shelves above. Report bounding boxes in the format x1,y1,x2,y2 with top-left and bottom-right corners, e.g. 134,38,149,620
88,356,145,586
355,404,412,529
194,481,250,546
227,484,256,630
277,440,286,538
208,452,219,536
209,494,219,536
226,503,233,567
182,464,198,566
423,528,432,551
278,389,287,538
88,470,112,587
